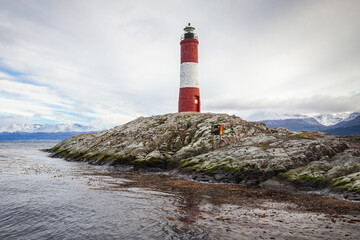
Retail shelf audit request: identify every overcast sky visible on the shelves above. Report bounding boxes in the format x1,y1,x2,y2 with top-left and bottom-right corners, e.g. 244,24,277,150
0,0,359,129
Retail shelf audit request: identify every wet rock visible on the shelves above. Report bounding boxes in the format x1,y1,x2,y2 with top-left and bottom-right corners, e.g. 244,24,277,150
194,174,212,182
280,155,360,193
243,179,259,186
213,172,234,181
343,192,360,201
259,179,295,192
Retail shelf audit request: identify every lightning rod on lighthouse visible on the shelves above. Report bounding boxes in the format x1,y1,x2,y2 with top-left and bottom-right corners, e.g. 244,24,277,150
178,23,200,112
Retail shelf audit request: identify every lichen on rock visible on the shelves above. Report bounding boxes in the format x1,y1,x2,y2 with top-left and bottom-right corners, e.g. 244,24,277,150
50,113,268,167
47,112,360,196
279,150,360,191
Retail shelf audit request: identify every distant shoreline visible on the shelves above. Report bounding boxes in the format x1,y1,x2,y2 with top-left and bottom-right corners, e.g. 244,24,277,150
0,131,96,141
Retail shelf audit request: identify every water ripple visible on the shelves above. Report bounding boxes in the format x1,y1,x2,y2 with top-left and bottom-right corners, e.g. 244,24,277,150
0,142,359,240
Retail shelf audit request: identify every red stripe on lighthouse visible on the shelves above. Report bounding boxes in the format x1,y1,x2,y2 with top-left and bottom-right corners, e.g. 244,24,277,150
178,88,200,112
181,39,199,63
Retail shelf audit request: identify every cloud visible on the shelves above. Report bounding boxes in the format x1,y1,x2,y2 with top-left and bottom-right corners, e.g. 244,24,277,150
206,92,360,114
0,115,32,126
0,79,73,106
0,0,359,128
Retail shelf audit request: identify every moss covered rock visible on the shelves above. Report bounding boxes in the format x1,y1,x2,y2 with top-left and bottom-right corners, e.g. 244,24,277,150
48,113,360,195
49,113,269,168
279,151,360,192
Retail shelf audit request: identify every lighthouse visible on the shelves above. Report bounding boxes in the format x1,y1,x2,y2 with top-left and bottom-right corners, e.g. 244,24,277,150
178,23,200,112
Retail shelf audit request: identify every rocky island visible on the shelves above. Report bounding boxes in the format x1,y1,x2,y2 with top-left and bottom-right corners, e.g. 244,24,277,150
47,113,360,200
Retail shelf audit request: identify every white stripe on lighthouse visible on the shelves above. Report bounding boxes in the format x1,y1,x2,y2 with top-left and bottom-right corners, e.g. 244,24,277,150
180,62,199,88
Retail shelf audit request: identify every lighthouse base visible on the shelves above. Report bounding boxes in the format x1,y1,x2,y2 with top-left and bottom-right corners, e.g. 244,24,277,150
178,87,200,113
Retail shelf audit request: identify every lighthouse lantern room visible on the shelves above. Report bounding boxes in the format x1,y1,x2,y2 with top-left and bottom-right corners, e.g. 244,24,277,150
178,23,200,113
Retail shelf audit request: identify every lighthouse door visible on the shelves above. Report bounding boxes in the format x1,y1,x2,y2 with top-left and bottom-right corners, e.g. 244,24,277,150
194,96,200,112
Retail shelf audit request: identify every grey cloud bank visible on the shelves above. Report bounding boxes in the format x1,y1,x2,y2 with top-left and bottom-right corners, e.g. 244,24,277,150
207,92,360,113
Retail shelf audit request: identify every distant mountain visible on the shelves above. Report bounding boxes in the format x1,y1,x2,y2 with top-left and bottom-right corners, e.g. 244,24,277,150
0,123,96,133
344,112,360,121
320,115,360,136
0,132,93,141
312,112,360,126
260,113,360,136
322,125,360,136
250,111,359,126
330,115,360,128
262,118,326,131
0,123,97,141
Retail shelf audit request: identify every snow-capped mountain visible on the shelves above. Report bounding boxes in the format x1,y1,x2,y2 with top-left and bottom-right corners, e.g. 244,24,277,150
311,112,360,126
262,118,326,131
256,112,360,136
0,123,96,133
250,111,360,126
344,112,360,122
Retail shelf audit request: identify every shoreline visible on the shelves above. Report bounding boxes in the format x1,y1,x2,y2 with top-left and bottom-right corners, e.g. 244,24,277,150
44,113,360,203
45,148,360,203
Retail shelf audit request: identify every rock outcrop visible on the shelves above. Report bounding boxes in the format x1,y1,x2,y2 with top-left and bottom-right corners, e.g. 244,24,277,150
50,113,269,166
48,113,360,197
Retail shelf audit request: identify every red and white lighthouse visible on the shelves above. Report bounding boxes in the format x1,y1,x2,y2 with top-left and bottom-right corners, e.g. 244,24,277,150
178,23,200,112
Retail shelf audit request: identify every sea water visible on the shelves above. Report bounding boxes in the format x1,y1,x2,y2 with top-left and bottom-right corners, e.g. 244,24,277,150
0,141,359,240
